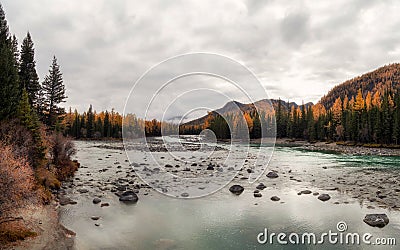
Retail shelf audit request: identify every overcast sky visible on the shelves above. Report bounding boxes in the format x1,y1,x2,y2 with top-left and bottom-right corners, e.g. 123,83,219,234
2,0,400,119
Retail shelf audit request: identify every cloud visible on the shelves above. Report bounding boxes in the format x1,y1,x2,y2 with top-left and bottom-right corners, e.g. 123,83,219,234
2,0,400,119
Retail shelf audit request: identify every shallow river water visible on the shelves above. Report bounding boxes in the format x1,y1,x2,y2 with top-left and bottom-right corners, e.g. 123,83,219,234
60,139,400,250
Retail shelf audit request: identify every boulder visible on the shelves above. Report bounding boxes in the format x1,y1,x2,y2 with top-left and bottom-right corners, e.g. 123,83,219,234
318,194,331,201
256,183,266,190
271,196,280,201
92,198,101,204
77,188,89,193
266,172,279,178
363,214,389,228
298,190,312,195
229,185,244,195
119,191,139,203
254,192,262,198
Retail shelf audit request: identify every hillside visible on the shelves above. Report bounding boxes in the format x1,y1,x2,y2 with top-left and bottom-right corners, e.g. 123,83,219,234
182,99,312,127
319,63,400,109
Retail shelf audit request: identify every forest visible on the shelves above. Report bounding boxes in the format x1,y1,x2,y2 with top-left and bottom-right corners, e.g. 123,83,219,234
180,68,400,146
0,4,77,244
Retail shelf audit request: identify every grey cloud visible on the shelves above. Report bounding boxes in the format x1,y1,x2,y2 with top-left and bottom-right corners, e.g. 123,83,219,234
2,0,400,118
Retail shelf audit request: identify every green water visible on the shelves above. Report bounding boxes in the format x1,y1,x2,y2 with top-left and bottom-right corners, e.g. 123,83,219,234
60,141,400,250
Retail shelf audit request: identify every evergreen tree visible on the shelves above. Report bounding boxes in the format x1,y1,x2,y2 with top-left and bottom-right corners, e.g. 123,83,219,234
42,56,67,127
104,111,111,137
0,4,20,119
86,105,94,138
17,89,44,165
19,32,40,107
11,34,19,67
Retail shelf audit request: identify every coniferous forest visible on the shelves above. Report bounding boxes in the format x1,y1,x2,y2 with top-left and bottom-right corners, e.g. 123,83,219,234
0,4,78,242
180,64,400,146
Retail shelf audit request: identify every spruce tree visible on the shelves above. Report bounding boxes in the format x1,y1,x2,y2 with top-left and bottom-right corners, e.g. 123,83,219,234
11,34,19,67
104,111,111,137
86,105,94,138
17,89,44,165
42,56,67,127
0,4,20,119
19,32,40,107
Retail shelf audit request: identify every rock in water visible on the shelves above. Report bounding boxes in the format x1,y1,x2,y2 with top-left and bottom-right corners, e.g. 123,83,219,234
206,165,214,170
363,214,389,228
271,196,280,201
119,191,139,203
229,185,244,195
254,192,262,198
266,172,279,178
318,194,331,201
77,188,89,193
92,198,101,204
256,183,266,190
181,192,189,198
298,190,312,195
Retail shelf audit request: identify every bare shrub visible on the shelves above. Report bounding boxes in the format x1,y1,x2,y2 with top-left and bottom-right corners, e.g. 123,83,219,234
49,133,76,165
0,145,35,217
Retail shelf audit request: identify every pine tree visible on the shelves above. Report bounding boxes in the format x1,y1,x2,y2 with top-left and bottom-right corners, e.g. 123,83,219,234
0,4,20,119
19,32,40,107
17,89,44,165
86,105,94,138
42,56,67,127
11,34,19,67
104,111,111,137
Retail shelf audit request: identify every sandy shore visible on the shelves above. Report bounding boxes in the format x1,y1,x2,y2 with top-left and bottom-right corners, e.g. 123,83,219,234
4,202,75,250
275,138,400,156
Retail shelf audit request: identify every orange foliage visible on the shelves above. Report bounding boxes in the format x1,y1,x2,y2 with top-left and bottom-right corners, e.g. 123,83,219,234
0,145,35,217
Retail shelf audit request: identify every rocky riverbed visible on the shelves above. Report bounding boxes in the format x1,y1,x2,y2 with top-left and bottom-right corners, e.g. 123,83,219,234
55,138,400,249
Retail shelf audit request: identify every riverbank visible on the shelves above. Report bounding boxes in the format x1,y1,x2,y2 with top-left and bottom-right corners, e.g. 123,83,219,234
2,202,75,250
275,138,400,156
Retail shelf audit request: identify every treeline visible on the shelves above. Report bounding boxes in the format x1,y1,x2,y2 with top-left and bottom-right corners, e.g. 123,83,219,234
63,107,178,139
179,110,275,140
180,88,400,145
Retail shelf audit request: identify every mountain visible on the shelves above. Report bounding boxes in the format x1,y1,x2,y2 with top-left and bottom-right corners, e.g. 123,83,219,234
319,63,400,109
183,63,400,128
182,99,312,127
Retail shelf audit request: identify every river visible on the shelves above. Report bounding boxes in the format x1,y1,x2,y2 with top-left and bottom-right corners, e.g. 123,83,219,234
59,138,400,249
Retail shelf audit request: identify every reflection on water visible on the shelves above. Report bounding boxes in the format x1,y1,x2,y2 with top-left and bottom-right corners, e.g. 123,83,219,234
60,141,400,250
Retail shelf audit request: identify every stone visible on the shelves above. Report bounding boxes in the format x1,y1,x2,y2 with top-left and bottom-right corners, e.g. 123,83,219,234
77,188,89,193
271,196,280,201
119,191,139,203
299,190,312,195
256,183,266,190
318,194,331,202
266,172,279,178
92,198,101,204
229,185,244,195
363,214,389,228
